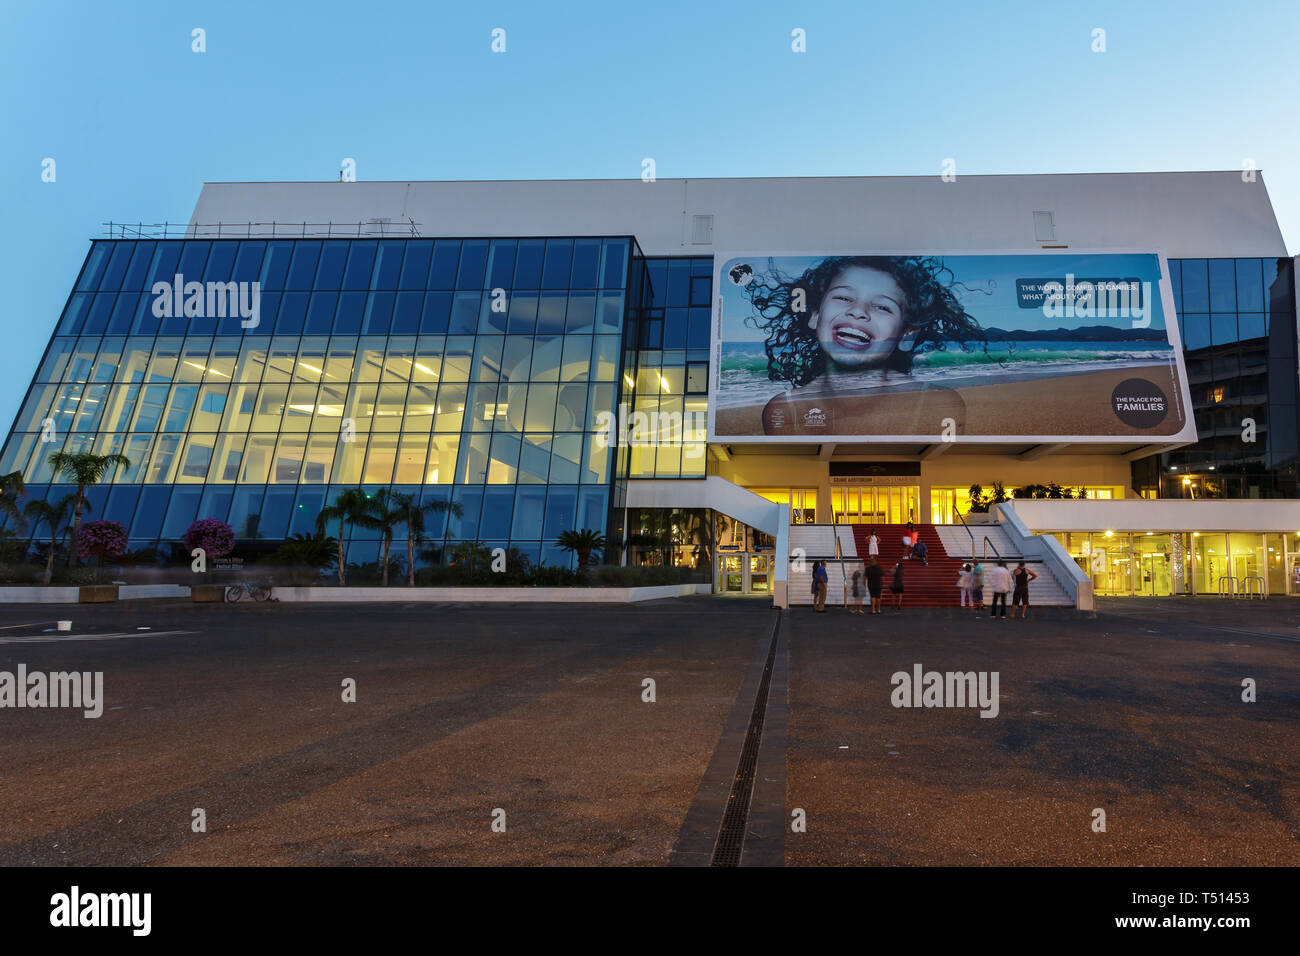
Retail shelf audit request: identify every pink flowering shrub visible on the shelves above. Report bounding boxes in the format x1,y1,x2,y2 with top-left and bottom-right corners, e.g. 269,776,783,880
183,518,235,559
76,520,128,560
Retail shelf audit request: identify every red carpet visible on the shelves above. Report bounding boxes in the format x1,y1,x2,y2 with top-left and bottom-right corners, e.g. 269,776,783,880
848,524,969,608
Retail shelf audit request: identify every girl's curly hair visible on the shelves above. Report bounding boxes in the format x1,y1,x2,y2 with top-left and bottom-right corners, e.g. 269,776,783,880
743,255,987,387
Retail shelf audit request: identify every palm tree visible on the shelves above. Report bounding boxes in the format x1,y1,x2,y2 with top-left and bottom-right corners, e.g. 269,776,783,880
555,529,607,571
363,489,406,587
390,492,464,586
23,493,82,585
0,470,26,531
46,452,130,568
315,487,374,586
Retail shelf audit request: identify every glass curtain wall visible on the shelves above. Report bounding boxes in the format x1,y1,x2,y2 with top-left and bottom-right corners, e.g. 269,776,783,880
0,237,636,567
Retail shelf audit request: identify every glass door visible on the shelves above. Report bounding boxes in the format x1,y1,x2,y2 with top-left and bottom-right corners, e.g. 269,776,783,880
749,554,771,593
719,554,745,592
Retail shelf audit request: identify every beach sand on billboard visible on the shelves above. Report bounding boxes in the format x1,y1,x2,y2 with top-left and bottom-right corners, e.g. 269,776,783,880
713,364,1184,438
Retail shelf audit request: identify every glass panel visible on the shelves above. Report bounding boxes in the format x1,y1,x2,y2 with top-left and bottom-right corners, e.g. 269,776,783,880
425,435,458,484
442,338,474,381
228,485,265,538
434,384,466,431
487,433,520,484
342,241,377,290
283,384,318,431
344,385,377,432
240,435,276,484
272,434,307,483
332,439,365,485
177,433,215,482
315,241,348,291
355,338,386,382
404,383,438,431
374,384,408,431
301,434,334,484
472,336,504,381
382,337,415,381
324,337,356,381
524,385,558,431
264,337,299,382
530,337,562,381
430,241,460,290
208,433,247,483
394,433,427,483
234,341,268,382
412,337,443,382
252,385,288,431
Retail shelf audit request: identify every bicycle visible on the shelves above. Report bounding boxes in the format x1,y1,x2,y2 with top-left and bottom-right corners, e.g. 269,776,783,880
224,579,276,603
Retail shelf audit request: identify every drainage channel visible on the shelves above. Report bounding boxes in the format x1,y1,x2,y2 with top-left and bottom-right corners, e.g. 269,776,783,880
710,614,782,867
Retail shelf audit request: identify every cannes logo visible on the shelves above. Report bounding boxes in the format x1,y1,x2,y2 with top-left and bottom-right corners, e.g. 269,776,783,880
152,273,260,328
890,663,999,718
50,886,151,936
0,664,103,718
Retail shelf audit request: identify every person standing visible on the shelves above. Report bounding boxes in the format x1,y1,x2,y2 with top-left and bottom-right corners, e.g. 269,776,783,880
901,521,914,555
972,560,985,610
813,560,829,612
867,528,880,561
1012,561,1038,619
849,567,864,614
958,563,973,609
988,560,1013,619
866,556,884,615
891,561,905,610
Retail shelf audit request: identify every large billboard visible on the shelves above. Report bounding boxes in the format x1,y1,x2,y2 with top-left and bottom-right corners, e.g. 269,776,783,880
710,251,1194,443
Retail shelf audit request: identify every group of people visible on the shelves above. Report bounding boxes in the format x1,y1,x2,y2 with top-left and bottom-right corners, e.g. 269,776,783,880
810,524,1039,618
842,557,905,614
957,559,1037,619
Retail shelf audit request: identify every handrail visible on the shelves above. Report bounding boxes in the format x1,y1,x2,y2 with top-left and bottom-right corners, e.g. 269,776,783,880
1217,575,1239,597
830,508,848,606
1242,575,1266,600
953,506,1002,559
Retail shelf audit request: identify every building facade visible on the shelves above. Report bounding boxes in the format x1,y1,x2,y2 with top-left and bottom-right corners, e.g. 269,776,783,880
2,172,1298,596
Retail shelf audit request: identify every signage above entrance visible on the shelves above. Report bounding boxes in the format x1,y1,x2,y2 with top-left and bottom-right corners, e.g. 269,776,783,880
710,250,1194,446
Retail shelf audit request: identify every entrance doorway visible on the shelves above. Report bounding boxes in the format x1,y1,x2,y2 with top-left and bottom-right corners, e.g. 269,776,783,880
832,485,918,524
717,552,772,594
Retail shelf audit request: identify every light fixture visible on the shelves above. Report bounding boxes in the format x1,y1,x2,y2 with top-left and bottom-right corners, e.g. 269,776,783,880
1104,530,1114,537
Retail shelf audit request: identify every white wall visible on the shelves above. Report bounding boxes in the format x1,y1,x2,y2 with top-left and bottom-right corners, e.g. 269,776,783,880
191,172,1288,258
1007,498,1300,532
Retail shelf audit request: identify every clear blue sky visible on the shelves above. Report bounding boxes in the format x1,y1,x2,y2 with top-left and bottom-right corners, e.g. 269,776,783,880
3,0,1298,432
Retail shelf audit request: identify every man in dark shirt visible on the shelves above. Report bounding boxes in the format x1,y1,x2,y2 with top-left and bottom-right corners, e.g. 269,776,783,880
866,556,884,615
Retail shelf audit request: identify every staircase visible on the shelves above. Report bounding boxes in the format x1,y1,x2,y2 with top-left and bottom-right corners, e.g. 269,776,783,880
849,523,965,607
786,521,1075,607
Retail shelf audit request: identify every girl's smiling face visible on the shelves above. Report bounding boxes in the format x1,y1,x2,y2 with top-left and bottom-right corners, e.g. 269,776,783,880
809,265,908,372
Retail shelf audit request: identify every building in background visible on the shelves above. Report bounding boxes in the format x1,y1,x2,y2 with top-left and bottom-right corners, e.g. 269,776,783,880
1,172,1297,599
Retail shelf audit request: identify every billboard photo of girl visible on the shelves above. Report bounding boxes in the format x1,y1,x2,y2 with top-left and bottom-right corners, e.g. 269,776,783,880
737,255,987,436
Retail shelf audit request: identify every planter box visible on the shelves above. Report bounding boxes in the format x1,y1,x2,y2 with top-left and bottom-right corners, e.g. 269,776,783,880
191,584,226,603
78,584,119,603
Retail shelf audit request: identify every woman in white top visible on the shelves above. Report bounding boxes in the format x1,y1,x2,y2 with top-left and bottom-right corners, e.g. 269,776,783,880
957,563,974,609
867,529,880,558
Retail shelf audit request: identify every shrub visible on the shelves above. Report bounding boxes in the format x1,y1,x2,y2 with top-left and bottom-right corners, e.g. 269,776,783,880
183,518,235,559
76,520,127,560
